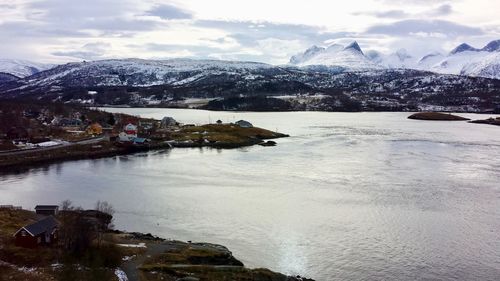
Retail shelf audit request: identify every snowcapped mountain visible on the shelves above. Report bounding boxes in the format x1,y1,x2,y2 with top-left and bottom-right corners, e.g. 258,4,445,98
0,59,55,78
289,41,382,70
291,40,500,80
422,40,500,79
18,58,274,88
449,43,479,55
1,56,500,113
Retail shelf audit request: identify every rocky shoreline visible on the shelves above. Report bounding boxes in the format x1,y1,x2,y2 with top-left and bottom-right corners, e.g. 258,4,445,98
116,231,315,281
0,208,314,281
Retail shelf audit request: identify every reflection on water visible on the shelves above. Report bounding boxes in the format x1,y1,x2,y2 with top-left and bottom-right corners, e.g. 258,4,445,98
1,110,500,281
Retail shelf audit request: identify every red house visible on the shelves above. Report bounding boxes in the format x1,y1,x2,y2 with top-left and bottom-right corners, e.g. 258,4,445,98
14,216,59,248
123,123,138,136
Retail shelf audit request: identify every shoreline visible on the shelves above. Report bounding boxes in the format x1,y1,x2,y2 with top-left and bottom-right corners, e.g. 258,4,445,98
0,133,288,172
0,207,315,281
94,104,500,115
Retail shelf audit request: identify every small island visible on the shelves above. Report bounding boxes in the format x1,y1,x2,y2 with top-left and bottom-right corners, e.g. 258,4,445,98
469,116,500,126
0,204,313,281
0,102,288,170
407,112,470,121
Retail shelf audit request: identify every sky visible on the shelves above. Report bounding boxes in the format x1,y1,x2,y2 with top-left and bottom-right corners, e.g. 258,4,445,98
0,0,499,64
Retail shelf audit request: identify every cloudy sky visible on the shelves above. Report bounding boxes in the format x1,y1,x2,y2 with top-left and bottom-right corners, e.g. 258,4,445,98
1,0,499,64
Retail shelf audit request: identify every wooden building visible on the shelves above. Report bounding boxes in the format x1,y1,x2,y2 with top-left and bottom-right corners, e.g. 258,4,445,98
35,205,59,216
14,216,59,248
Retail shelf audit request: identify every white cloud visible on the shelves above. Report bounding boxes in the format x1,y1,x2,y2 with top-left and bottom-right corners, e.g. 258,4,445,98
0,0,499,64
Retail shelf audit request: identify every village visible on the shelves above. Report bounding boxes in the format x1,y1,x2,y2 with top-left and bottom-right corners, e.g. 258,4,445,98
0,102,288,169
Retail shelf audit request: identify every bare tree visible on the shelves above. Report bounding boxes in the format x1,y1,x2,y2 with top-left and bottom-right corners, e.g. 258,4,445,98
94,201,115,246
61,199,73,211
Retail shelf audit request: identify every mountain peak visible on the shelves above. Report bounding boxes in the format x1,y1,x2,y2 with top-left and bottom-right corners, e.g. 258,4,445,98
450,43,478,55
482,40,500,52
289,45,325,64
344,41,363,54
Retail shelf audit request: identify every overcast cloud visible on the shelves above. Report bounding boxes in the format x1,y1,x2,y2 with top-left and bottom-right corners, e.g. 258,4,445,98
0,0,499,64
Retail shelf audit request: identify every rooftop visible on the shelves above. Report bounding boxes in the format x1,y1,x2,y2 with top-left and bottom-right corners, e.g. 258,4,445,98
16,216,58,236
34,205,59,210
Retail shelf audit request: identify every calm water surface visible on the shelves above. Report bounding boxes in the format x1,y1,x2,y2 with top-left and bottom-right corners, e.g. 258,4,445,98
1,109,500,281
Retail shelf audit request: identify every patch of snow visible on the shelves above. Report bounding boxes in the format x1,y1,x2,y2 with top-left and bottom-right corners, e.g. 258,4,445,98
36,141,61,147
115,268,129,281
122,255,135,261
117,243,146,248
18,267,37,273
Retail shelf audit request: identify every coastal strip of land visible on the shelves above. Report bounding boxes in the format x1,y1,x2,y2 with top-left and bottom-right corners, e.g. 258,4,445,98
0,101,288,170
0,206,313,281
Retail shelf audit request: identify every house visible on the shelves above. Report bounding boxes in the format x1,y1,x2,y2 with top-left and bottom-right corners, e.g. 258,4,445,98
14,216,59,248
132,137,150,145
124,123,138,137
160,117,178,128
60,118,82,127
235,120,253,128
118,132,133,142
35,205,59,216
139,120,156,130
86,122,103,135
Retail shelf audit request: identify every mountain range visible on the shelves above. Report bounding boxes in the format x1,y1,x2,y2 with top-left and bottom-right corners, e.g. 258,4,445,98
0,40,499,113
290,40,500,80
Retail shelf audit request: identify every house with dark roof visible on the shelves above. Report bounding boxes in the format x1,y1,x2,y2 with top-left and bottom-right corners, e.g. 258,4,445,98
235,120,253,128
35,205,59,216
14,216,59,248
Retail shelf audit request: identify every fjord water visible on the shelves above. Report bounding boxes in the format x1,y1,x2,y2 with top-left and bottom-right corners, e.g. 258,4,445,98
2,110,500,281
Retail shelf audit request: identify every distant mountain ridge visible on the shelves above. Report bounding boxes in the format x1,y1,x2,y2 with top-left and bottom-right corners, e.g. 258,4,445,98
290,39,500,80
0,39,499,113
1,58,499,113
0,59,55,78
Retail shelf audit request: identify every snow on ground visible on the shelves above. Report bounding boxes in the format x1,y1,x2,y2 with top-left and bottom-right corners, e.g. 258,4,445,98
36,141,62,147
115,268,129,281
117,243,146,248
122,255,136,261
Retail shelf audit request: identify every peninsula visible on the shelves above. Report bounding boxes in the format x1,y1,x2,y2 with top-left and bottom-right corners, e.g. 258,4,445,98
0,102,288,170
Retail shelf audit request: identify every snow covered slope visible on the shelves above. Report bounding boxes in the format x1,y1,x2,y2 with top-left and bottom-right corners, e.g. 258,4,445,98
20,58,274,88
291,40,500,79
0,59,55,78
290,42,382,70
424,43,500,79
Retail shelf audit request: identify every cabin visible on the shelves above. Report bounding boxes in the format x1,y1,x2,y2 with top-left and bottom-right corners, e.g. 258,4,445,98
160,117,178,128
14,216,59,248
235,120,253,128
35,205,59,216
86,122,103,135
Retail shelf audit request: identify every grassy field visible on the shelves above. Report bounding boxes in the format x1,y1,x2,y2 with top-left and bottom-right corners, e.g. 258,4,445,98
171,124,288,146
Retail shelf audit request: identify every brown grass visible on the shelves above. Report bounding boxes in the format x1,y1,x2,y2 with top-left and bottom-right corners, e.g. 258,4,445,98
171,124,286,144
